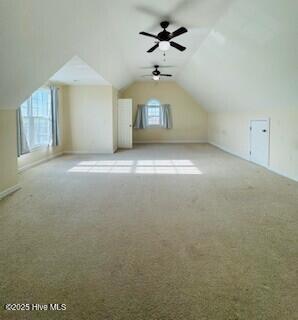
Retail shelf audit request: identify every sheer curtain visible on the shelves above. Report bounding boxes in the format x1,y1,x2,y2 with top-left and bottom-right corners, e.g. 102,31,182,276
16,108,30,156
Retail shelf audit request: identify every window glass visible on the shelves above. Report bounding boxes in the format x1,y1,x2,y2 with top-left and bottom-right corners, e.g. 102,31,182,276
20,88,52,149
147,99,161,126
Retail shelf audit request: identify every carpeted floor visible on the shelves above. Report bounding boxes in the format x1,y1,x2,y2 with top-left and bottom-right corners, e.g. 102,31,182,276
0,144,297,320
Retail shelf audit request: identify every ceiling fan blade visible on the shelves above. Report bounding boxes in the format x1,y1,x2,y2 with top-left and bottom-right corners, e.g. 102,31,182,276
136,0,197,31
170,41,186,51
158,65,176,68
160,74,172,77
170,27,188,39
147,44,159,53
135,5,172,30
169,0,195,16
139,31,158,39
135,5,161,18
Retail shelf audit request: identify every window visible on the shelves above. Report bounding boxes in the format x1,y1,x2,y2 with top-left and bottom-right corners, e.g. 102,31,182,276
146,99,161,126
20,87,52,149
134,99,171,130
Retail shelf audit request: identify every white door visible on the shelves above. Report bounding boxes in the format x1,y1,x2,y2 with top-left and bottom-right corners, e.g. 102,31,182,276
250,119,270,167
118,99,132,149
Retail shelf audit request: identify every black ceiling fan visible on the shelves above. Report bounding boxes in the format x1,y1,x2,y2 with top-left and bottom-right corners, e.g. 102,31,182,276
140,21,187,53
142,65,172,81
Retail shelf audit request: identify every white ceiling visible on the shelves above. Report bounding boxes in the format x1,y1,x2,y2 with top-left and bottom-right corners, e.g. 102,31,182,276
0,0,297,111
177,0,298,111
124,0,236,80
50,56,110,86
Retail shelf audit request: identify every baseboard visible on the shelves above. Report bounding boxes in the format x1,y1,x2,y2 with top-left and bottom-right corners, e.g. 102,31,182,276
64,150,114,155
0,184,21,200
268,168,298,182
208,142,250,161
18,152,63,173
209,142,298,182
134,140,208,144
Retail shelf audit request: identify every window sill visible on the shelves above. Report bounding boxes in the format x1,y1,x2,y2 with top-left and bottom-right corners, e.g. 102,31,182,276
30,144,51,152
134,126,167,129
19,145,53,157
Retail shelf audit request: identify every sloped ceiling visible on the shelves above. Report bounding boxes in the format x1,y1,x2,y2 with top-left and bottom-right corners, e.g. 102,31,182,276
176,0,298,111
0,0,297,111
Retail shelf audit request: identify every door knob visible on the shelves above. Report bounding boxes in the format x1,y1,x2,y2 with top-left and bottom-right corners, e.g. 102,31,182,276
262,129,267,132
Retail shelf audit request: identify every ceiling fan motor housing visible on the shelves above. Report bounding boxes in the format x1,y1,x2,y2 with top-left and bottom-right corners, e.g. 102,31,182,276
157,30,171,41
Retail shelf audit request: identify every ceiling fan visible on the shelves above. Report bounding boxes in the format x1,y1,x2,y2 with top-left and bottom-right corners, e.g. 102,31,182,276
140,21,187,53
142,65,172,81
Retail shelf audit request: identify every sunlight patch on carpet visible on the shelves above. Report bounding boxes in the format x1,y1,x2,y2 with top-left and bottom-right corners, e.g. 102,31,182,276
68,159,202,175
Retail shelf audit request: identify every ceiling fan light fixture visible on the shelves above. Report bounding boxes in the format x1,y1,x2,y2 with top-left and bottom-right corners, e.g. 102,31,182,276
159,41,170,51
153,75,160,81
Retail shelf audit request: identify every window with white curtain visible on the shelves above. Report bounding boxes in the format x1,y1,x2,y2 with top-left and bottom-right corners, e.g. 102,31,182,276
20,87,52,149
146,99,161,126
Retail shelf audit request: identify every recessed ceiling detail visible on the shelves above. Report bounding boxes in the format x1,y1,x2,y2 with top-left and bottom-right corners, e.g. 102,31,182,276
50,56,110,86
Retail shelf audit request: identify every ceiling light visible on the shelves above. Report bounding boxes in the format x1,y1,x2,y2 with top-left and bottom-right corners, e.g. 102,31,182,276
153,75,160,81
159,41,170,51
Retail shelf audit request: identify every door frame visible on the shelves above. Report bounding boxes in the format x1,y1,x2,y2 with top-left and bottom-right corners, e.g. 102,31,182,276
249,118,271,168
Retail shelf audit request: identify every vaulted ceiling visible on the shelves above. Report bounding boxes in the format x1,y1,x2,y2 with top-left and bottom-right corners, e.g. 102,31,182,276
0,0,297,111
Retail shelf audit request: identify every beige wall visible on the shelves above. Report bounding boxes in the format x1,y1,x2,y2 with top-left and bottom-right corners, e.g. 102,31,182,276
63,85,115,154
0,110,18,195
208,107,298,181
18,85,118,171
121,81,208,143
17,86,66,170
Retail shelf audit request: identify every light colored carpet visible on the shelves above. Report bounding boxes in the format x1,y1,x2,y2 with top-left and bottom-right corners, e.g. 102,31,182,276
0,144,297,320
